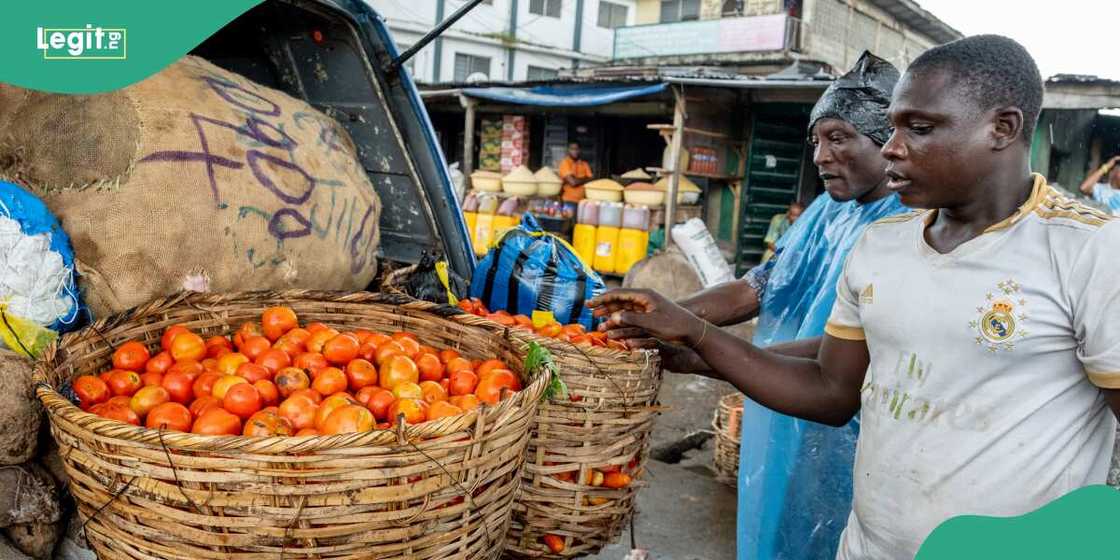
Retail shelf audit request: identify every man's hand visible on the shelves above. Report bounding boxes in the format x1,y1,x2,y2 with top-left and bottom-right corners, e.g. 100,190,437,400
588,289,704,344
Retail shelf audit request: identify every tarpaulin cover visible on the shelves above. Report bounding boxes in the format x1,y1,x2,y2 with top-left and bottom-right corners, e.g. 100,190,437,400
462,83,668,108
808,51,899,145
738,191,908,560
469,213,604,329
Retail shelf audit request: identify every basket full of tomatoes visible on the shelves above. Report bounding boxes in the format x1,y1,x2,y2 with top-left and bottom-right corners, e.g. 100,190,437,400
34,290,554,560
455,298,663,558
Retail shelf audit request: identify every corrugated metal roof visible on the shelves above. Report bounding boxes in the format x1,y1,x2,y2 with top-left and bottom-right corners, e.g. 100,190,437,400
865,0,964,44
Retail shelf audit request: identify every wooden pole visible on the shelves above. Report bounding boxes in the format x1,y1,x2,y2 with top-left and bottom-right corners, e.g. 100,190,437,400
665,85,686,246
461,95,478,177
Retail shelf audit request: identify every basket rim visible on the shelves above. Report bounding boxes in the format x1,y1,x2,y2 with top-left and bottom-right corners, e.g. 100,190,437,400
34,289,550,453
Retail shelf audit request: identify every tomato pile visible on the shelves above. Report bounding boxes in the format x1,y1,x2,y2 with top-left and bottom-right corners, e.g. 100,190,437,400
70,307,524,436
457,298,627,351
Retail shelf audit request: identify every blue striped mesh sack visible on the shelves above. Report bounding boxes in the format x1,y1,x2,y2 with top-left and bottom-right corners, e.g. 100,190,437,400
469,213,604,330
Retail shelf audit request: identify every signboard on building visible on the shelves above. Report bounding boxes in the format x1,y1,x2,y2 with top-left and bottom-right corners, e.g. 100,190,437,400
614,14,788,59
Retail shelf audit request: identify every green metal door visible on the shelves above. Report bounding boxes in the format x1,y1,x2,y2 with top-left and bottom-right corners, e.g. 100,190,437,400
736,104,811,275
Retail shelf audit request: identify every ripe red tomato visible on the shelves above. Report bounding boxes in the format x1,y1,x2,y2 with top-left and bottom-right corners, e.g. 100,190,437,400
189,396,222,418
223,383,263,420
211,375,248,400
161,372,194,404
112,341,150,372
192,371,221,399
205,336,233,359
161,325,190,353
235,363,272,384
139,371,164,387
145,402,192,432
315,394,358,430
365,389,396,422
345,359,379,391
448,371,479,397
293,352,328,372
107,370,142,397
166,360,204,380
288,388,323,404
322,334,360,365
73,375,110,410
278,395,319,430
239,335,271,361
255,349,292,374
319,405,374,435
254,380,280,407
145,351,174,375
261,306,299,341
311,367,348,396
95,402,140,426
191,408,242,436
170,332,206,362
416,353,445,383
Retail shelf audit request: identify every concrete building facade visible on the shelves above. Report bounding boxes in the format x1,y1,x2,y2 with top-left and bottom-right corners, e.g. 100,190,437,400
371,0,638,83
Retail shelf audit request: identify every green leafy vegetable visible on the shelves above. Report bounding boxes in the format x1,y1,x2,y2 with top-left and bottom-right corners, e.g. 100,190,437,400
524,341,567,401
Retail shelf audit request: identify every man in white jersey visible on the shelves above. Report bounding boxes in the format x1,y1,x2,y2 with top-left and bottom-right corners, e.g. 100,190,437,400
588,35,1120,559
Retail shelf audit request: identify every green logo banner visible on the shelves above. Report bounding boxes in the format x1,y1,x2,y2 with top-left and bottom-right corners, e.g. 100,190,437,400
917,485,1120,559
1,1,264,94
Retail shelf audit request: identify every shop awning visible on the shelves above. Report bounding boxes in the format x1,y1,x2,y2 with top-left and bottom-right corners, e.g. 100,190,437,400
460,83,668,107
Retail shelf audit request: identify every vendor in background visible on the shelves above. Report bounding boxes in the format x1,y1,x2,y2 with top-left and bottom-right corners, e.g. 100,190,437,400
559,142,593,202
1078,154,1120,215
761,201,805,263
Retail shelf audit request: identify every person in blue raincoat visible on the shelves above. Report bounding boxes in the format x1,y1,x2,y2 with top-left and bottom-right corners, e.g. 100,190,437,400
604,51,908,559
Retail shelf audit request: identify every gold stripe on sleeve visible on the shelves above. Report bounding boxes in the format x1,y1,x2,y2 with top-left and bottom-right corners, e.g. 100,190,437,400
825,322,866,341
1086,370,1120,389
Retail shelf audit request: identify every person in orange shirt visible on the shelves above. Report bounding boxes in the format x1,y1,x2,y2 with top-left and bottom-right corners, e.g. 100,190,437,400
558,142,593,202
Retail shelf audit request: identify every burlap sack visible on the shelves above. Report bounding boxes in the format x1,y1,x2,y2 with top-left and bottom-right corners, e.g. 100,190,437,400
0,56,381,317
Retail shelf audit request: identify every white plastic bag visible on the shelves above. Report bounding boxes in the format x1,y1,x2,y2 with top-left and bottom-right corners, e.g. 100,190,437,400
448,162,467,202
671,218,733,287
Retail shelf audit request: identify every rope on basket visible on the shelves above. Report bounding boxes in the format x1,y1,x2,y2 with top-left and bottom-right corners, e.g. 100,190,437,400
157,428,204,514
81,475,137,536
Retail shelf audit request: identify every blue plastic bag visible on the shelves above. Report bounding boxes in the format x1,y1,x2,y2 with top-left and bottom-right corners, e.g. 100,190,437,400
470,213,604,329
738,192,908,560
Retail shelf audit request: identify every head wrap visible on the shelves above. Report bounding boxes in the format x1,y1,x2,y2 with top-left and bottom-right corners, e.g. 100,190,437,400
809,51,900,146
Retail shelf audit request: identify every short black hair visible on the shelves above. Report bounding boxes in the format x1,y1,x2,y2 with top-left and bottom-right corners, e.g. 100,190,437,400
908,35,1043,140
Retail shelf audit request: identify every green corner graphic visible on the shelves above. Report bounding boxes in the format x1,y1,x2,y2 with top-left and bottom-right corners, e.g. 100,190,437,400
2,1,265,94
916,485,1120,559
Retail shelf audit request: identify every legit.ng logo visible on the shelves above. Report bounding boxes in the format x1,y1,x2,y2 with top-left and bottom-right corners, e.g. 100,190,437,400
36,25,126,60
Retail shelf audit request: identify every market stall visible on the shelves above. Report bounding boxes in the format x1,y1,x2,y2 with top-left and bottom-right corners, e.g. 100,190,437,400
423,76,832,278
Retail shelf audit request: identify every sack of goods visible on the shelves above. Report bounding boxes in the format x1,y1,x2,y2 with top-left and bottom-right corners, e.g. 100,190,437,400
0,55,381,318
0,181,84,357
470,213,604,330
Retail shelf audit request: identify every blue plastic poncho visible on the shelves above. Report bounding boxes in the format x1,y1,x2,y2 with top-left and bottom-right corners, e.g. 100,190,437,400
737,191,907,560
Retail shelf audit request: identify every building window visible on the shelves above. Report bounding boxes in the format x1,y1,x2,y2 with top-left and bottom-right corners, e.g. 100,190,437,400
721,0,741,16
597,1,629,28
453,53,491,82
527,66,560,80
660,0,700,22
529,0,563,18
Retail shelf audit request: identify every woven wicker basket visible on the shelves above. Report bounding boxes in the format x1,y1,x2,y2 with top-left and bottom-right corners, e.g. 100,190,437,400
34,291,549,560
500,332,662,558
712,392,744,486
